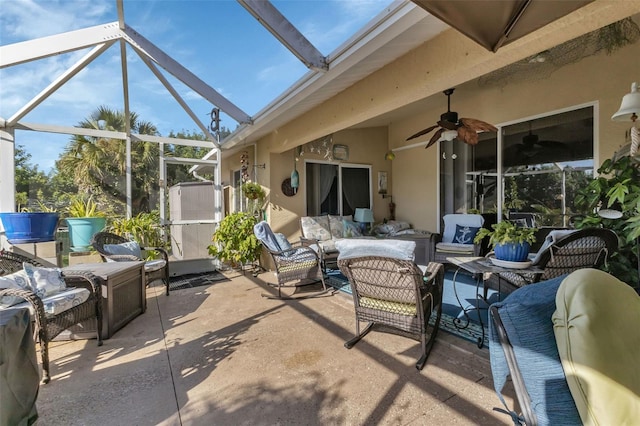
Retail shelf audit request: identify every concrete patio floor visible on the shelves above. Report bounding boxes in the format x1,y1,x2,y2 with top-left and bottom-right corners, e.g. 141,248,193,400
36,270,517,425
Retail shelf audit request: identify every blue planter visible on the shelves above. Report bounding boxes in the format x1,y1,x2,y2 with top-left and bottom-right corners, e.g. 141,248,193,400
66,217,106,252
0,212,60,244
494,242,530,262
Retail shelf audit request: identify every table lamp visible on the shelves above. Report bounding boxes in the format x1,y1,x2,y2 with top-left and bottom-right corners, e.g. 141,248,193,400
354,208,374,234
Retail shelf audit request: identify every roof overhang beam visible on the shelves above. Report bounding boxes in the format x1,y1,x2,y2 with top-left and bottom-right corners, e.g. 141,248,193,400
237,0,328,71
0,22,122,68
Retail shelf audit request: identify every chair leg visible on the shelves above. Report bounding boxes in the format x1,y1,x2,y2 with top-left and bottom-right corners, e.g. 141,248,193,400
344,322,374,349
40,329,50,384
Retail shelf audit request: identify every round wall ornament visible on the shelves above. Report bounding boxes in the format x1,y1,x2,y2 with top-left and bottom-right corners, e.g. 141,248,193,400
281,177,297,197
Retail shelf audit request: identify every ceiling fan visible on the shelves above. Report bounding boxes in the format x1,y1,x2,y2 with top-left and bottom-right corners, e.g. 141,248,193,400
406,88,497,148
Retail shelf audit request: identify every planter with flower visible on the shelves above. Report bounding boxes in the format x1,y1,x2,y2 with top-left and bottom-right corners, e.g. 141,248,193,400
65,196,107,252
242,181,266,217
474,220,537,262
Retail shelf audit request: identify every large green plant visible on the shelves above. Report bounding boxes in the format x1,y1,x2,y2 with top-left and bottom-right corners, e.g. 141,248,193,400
474,220,537,247
109,211,167,260
208,212,262,266
66,195,107,218
574,155,640,286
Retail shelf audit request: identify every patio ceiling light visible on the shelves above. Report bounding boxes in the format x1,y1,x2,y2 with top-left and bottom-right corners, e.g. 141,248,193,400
612,82,640,156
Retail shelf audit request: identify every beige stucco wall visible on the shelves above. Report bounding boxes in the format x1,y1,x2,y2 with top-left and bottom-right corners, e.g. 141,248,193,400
262,127,389,238
390,38,639,232
232,8,640,239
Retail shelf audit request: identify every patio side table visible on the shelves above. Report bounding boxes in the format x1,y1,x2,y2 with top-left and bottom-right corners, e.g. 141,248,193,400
446,256,543,348
59,261,145,340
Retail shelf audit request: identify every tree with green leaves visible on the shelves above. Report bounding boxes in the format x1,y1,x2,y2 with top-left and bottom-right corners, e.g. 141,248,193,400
14,144,51,210
56,106,160,215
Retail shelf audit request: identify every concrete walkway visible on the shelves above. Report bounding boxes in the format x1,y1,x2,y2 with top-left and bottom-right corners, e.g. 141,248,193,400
36,270,516,425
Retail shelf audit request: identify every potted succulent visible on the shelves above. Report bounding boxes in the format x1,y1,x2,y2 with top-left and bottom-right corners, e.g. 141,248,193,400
474,220,537,262
65,196,107,252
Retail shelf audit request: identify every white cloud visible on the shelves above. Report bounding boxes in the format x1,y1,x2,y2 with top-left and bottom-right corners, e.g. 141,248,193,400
0,0,113,41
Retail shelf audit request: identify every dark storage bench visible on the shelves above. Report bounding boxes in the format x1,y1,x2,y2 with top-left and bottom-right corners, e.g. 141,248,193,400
60,262,145,340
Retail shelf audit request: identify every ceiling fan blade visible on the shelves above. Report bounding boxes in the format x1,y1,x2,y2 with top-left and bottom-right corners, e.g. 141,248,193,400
406,124,438,141
458,126,479,145
460,118,497,133
425,128,445,149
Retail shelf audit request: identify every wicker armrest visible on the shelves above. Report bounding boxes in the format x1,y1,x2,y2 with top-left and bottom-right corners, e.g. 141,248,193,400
61,270,102,296
140,246,169,262
0,288,47,329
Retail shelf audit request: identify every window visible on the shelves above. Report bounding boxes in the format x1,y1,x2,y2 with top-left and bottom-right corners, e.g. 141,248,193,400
305,161,371,216
443,105,595,227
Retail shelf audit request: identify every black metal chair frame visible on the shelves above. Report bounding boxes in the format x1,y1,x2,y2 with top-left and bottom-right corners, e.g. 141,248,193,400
0,250,103,383
91,231,170,296
338,258,444,370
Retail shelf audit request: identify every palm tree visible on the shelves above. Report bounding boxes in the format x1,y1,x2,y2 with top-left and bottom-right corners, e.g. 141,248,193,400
57,106,160,215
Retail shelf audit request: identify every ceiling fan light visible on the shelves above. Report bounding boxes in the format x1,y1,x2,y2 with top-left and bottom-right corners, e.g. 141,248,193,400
439,130,458,142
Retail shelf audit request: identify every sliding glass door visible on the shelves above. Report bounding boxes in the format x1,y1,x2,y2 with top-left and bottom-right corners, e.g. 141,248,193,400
305,161,371,216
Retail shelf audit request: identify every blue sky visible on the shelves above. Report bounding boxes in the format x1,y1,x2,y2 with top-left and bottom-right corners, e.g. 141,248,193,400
0,0,391,172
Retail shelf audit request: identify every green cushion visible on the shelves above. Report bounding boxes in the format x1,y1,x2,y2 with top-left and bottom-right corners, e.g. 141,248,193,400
552,268,640,425
360,296,416,315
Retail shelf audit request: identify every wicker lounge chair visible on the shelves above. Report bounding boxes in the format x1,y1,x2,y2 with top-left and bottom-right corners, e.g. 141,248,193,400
338,250,444,370
92,232,170,295
0,250,103,383
484,227,618,296
254,221,328,299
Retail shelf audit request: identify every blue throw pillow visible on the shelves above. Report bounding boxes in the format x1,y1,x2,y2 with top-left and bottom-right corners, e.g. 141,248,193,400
489,274,581,425
343,219,363,238
274,233,292,252
452,224,479,244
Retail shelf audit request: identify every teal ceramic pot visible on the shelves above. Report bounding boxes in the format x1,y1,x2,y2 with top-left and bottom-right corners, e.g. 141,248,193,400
0,212,60,244
494,242,530,262
66,217,106,252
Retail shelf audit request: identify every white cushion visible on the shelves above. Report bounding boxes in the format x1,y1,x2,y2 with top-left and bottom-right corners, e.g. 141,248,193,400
442,214,484,243
336,239,415,261
436,242,476,253
144,259,166,273
0,270,31,307
23,262,66,298
104,241,142,259
12,287,90,316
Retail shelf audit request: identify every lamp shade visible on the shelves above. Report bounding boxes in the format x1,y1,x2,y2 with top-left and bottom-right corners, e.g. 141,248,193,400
354,208,374,223
612,82,640,121
290,168,299,189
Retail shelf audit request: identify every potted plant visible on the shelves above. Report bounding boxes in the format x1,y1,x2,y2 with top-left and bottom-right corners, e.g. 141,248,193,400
241,181,266,216
65,196,107,252
0,202,60,244
474,220,537,262
207,212,262,268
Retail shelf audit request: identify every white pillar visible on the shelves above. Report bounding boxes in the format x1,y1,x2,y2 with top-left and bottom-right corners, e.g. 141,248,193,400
0,128,16,214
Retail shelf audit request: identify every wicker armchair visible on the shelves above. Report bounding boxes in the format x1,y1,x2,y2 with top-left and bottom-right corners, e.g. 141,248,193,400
484,227,619,296
0,251,103,383
338,256,444,370
253,221,328,299
433,214,485,264
92,232,170,295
